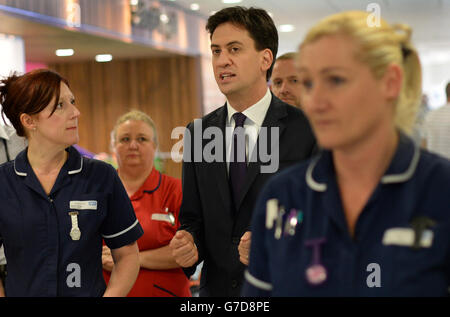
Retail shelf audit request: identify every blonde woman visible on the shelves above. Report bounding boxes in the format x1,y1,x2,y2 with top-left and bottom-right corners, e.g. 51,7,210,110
243,11,450,296
102,110,191,297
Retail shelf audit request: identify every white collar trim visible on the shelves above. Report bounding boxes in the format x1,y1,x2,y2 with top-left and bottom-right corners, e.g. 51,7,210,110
14,160,27,176
68,157,83,175
306,144,420,192
305,155,327,192
14,152,84,177
381,144,420,184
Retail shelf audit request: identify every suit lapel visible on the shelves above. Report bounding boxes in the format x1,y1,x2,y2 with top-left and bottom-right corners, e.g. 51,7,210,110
236,95,287,209
207,105,234,214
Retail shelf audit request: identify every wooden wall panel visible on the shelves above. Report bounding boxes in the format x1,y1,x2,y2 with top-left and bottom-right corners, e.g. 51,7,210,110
0,0,130,34
49,56,203,179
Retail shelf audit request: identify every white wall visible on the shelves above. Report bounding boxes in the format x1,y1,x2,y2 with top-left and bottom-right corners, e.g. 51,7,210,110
419,48,450,109
0,34,25,125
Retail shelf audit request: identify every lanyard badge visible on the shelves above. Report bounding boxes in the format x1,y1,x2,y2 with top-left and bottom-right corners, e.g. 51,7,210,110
69,211,81,241
303,204,328,286
305,238,327,285
284,209,303,237
266,199,303,239
267,199,328,285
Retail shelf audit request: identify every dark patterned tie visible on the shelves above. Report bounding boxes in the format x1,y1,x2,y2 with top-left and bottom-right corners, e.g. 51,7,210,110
229,112,248,205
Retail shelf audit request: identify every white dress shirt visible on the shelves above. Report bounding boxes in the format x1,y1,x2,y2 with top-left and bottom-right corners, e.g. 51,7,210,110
225,89,272,172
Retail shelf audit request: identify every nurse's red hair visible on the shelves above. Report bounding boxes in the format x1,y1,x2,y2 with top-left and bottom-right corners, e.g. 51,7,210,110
0,69,69,137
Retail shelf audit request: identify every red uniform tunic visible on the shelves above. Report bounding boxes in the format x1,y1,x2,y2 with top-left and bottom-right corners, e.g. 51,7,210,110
103,168,191,297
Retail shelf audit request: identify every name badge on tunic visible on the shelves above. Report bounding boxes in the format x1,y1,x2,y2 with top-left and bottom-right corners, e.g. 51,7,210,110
151,207,176,226
151,213,175,225
70,200,97,210
68,211,81,241
382,228,433,248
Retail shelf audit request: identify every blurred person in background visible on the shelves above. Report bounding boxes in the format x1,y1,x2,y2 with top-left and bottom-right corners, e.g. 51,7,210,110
421,82,450,159
410,94,429,145
102,110,191,297
0,122,27,289
270,52,303,108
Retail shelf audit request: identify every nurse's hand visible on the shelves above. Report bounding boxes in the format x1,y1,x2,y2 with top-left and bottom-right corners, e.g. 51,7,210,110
170,230,198,267
238,231,251,266
102,245,114,272
103,242,140,297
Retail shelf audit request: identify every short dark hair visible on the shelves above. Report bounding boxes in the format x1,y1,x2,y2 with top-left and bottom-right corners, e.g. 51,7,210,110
0,69,69,137
206,6,278,81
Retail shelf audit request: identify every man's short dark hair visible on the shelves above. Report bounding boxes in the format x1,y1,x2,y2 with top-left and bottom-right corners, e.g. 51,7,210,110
206,6,278,82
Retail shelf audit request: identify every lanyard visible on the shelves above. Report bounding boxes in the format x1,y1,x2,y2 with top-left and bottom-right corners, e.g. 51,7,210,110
2,138,10,162
267,193,329,286
303,190,329,286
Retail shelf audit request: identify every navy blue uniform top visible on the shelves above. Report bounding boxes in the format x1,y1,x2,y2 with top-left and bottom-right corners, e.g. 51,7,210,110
0,146,144,297
243,134,450,296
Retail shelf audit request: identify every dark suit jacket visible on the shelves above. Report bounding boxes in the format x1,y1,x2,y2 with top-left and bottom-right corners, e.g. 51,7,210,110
179,94,316,296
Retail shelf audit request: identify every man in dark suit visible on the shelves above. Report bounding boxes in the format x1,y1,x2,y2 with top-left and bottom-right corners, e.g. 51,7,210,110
169,6,316,297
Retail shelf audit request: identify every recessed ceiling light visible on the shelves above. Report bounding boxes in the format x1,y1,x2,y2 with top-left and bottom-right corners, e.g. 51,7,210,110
130,0,139,5
160,14,169,24
279,24,295,33
55,49,74,57
95,54,113,62
190,3,200,11
222,0,242,3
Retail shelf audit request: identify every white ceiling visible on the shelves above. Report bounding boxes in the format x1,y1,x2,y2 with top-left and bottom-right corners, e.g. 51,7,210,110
172,0,450,107
173,0,450,55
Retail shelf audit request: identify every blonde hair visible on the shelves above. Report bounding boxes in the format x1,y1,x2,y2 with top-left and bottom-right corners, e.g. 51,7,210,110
111,109,158,148
299,11,422,134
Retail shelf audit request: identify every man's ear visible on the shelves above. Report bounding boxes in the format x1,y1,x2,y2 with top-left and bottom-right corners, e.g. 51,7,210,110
382,63,403,100
20,113,36,133
261,48,274,73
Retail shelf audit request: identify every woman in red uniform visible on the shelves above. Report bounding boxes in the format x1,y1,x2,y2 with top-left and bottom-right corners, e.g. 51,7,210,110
102,110,191,297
